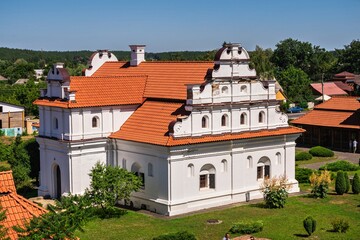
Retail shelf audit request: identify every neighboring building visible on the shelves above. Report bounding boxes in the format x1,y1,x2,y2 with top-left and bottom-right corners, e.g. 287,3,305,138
34,69,44,79
310,82,348,97
292,96,360,152
0,171,47,239
0,102,24,136
34,43,303,216
25,118,39,135
14,78,29,85
0,75,7,82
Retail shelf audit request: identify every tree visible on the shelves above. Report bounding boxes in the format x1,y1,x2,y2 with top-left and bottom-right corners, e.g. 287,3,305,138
335,171,346,195
303,216,316,236
352,173,360,194
344,172,350,193
249,45,275,79
275,66,313,103
310,46,337,81
15,194,90,240
309,170,331,198
0,206,9,240
23,138,40,184
85,162,142,215
336,40,360,74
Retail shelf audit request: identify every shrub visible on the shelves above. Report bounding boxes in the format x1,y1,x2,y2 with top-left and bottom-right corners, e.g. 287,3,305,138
229,221,264,234
309,170,332,198
261,175,290,208
335,171,346,195
319,160,360,172
344,172,350,193
352,173,360,194
331,219,350,233
303,216,316,236
309,146,334,157
153,231,197,240
295,152,312,161
295,168,313,183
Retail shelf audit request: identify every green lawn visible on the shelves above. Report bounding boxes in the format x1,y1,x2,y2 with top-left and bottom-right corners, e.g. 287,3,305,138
296,156,339,166
77,192,360,240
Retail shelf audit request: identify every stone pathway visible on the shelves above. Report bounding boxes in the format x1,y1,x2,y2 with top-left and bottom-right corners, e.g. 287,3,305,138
297,147,360,170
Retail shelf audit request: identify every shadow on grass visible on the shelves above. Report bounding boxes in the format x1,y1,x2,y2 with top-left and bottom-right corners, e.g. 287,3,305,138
248,202,267,209
293,233,309,238
91,207,128,219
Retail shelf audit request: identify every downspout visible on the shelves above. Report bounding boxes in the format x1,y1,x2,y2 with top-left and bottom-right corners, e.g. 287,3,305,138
168,151,172,215
284,135,287,177
231,140,234,198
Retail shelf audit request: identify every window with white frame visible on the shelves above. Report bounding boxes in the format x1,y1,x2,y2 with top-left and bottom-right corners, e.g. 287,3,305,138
258,111,265,123
199,164,216,189
202,116,209,128
92,116,99,128
221,159,227,172
257,157,271,180
187,164,194,177
221,114,229,127
276,152,281,165
240,113,247,125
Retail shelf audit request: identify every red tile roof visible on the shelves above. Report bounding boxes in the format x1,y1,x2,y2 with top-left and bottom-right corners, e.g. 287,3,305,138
334,71,355,78
292,96,360,129
109,100,304,146
0,171,47,240
34,75,147,108
310,82,348,96
92,61,213,100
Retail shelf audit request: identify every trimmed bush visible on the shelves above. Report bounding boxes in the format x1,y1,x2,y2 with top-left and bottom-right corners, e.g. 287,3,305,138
344,172,350,193
331,219,350,233
153,231,196,240
295,168,313,183
295,152,312,161
352,173,360,194
229,221,263,234
319,160,360,172
309,146,334,157
309,170,332,198
303,216,316,236
335,171,346,195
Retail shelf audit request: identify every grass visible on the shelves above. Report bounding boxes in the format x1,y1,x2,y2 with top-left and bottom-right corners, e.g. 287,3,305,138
296,155,338,166
76,191,360,240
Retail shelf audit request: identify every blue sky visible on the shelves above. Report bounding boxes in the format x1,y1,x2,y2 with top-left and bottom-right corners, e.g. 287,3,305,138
0,0,359,52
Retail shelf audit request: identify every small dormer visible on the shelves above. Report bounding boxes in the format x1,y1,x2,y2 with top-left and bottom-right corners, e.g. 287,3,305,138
84,50,118,76
46,63,70,99
129,45,146,66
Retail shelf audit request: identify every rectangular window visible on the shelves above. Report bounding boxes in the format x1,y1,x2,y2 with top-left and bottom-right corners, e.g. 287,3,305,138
139,172,145,188
0,106,2,112
209,174,215,189
200,175,206,188
257,166,263,180
265,165,270,178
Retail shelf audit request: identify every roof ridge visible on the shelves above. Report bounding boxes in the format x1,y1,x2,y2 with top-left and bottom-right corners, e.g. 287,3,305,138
71,75,149,79
10,193,47,216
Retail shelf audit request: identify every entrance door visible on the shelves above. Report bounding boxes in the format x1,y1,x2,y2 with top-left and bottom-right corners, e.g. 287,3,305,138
54,165,61,199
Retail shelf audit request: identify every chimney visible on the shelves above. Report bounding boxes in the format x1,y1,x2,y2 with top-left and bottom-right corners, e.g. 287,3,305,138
129,45,146,66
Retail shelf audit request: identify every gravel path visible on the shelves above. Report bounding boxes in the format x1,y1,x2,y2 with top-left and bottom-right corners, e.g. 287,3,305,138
297,147,360,170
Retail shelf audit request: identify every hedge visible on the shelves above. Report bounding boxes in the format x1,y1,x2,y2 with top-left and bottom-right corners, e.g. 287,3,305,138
295,168,314,183
153,231,197,240
309,146,334,157
229,221,263,235
295,152,312,161
319,160,360,172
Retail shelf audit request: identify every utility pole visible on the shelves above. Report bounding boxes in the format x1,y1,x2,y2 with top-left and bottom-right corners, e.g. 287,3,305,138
321,73,325,102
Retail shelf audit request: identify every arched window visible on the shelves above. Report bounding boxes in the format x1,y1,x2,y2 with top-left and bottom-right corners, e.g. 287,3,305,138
221,114,229,127
240,85,247,93
131,162,145,188
199,164,216,189
240,113,247,125
221,159,227,172
202,116,209,128
92,116,99,128
148,163,153,177
247,156,253,168
122,158,127,169
276,152,281,165
54,118,58,130
257,157,271,180
187,164,194,177
221,86,229,94
259,111,265,123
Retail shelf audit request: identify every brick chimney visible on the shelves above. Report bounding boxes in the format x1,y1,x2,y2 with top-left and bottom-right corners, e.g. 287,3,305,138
129,45,146,66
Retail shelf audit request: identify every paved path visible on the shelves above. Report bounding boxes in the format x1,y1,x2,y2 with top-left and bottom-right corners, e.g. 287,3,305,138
297,147,360,170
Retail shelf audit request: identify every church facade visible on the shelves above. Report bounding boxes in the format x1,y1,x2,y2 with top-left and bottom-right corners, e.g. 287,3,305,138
35,43,303,216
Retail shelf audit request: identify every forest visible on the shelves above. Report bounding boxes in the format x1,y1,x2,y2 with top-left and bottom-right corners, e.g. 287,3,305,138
0,38,360,116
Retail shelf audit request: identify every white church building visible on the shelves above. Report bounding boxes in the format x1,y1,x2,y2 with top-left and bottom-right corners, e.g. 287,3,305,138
35,43,304,216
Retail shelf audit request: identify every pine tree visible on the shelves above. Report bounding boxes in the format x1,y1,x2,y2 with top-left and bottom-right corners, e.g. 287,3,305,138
352,173,360,194
344,172,350,193
0,206,9,240
335,171,346,195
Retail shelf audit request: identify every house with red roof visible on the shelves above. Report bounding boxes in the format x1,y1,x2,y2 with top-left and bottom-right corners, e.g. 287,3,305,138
292,96,360,151
0,171,47,239
34,43,303,216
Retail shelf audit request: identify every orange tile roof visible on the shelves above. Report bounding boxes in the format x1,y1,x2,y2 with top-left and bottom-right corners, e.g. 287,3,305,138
314,96,360,111
0,171,47,240
34,75,147,108
92,61,213,100
109,100,305,146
